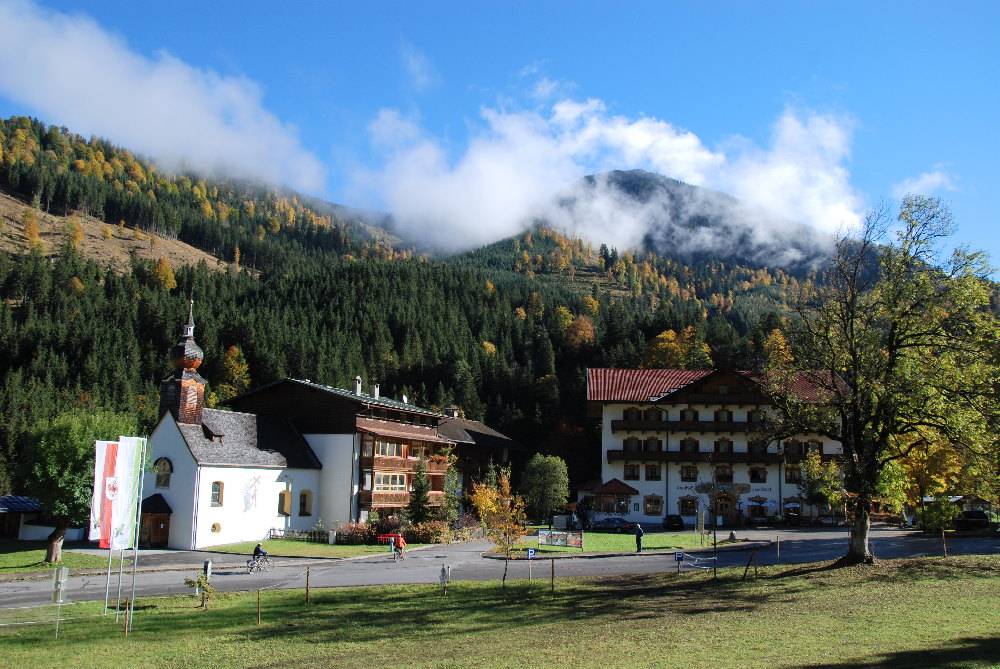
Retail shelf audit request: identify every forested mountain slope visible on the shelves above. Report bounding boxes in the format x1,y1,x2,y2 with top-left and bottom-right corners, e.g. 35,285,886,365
0,116,799,492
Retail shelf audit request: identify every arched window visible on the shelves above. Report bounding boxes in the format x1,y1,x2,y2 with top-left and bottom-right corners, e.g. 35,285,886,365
623,407,641,421
298,490,313,517
643,407,661,422
211,481,224,507
714,465,733,483
747,409,764,424
714,409,733,423
644,437,662,452
714,439,734,454
681,408,699,422
278,490,291,516
623,437,641,452
750,467,768,483
678,497,699,515
154,458,173,488
680,438,699,453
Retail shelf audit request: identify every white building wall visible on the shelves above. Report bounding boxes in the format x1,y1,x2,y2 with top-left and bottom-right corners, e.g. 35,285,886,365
192,466,321,548
597,401,842,525
304,433,358,527
144,417,200,550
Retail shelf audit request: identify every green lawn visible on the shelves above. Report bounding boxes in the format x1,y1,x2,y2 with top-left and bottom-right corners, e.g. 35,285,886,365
0,540,120,575
204,538,428,559
2,555,996,668
520,530,710,554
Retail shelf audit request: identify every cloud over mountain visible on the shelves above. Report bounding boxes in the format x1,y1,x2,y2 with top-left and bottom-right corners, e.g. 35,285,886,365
361,96,864,256
0,0,325,192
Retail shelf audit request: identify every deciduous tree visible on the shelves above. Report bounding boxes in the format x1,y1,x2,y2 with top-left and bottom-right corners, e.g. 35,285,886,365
765,197,1000,564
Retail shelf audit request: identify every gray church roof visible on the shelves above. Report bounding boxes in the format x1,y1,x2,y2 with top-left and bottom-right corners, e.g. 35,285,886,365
176,408,321,469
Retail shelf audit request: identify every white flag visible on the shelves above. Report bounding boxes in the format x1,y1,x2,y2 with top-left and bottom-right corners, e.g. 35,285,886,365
89,437,145,550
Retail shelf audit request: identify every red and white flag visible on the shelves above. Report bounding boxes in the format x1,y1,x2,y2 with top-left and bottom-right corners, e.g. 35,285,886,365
89,438,144,550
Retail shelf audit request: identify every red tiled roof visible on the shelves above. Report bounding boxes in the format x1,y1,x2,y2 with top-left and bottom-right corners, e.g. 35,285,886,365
594,478,640,495
355,417,455,445
586,368,711,402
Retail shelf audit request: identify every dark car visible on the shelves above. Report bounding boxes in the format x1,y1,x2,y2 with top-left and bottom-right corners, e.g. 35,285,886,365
662,514,685,531
589,517,638,533
954,510,990,531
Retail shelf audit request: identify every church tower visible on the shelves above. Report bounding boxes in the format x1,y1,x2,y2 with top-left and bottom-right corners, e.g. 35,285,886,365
159,300,206,424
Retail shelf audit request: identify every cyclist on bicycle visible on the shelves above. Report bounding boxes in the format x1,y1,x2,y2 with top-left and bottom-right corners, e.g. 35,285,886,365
393,534,407,560
253,543,268,560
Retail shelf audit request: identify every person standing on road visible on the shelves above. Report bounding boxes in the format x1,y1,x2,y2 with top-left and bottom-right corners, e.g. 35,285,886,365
635,523,644,552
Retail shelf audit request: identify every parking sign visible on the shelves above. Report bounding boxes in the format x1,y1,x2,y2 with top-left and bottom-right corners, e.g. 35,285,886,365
527,548,535,560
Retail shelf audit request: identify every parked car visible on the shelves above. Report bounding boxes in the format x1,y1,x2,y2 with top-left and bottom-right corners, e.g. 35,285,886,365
588,517,638,533
662,514,684,531
953,510,990,531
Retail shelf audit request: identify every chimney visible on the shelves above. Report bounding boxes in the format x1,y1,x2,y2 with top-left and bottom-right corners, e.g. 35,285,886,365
373,383,380,399
354,376,363,396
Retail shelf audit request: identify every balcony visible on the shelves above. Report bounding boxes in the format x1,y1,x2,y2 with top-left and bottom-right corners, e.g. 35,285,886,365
359,490,445,508
680,393,765,405
610,418,669,432
360,456,450,473
607,449,782,464
611,419,765,433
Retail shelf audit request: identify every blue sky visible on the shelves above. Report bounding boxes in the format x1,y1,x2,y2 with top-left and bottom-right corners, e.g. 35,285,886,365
0,1,996,257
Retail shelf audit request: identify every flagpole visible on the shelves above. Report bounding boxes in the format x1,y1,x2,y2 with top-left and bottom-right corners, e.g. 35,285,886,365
127,437,147,629
103,546,113,614
114,549,125,622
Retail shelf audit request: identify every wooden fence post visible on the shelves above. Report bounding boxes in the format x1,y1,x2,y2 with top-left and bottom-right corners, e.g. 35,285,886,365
305,567,310,604
257,590,261,625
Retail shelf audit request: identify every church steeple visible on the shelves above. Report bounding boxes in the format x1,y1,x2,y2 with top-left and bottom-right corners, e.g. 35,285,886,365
159,299,206,424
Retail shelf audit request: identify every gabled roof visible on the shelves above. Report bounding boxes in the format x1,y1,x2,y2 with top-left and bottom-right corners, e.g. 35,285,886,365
356,417,454,445
437,417,521,451
587,369,711,402
175,408,321,469
593,479,640,495
229,378,443,418
0,495,42,513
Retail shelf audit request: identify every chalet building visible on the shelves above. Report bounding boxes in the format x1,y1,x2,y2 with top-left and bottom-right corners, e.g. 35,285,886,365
142,304,515,550
585,368,842,528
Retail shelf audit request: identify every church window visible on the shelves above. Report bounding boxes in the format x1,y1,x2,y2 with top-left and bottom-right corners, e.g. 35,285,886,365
278,490,291,516
299,490,313,516
211,481,224,507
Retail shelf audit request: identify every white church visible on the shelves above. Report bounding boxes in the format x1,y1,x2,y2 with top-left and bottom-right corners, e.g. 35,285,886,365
140,304,515,550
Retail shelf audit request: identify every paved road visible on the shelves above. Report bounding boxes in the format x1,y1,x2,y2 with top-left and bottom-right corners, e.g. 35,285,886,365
1,527,995,609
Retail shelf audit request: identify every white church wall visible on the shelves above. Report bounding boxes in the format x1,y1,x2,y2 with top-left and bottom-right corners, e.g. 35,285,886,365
304,434,357,527
192,466,321,548
144,417,200,550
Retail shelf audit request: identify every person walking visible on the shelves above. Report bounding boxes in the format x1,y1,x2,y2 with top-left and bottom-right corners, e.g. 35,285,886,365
635,523,644,552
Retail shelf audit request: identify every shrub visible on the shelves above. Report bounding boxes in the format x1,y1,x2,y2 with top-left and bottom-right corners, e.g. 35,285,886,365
370,513,403,536
407,520,451,544
451,512,481,542
336,521,375,545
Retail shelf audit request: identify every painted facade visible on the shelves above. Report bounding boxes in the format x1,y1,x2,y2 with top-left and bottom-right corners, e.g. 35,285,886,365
585,369,843,527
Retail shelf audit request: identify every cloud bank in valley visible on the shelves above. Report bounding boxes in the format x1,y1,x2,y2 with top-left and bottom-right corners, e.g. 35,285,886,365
0,1,325,193
362,96,865,257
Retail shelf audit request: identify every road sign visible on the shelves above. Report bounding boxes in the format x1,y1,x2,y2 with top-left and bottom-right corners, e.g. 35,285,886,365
527,548,535,560
674,552,684,562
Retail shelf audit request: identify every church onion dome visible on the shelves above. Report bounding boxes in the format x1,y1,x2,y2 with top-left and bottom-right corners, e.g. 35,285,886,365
171,299,204,371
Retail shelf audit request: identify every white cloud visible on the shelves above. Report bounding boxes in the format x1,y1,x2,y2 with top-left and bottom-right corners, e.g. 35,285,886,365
400,43,437,91
0,0,324,192
892,168,956,199
362,96,863,255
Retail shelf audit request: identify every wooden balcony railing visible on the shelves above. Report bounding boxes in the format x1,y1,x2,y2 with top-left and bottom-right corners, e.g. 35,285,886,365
611,419,765,433
360,456,450,474
606,450,782,464
359,490,446,508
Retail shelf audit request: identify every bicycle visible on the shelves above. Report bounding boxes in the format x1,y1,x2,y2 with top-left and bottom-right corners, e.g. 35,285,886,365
392,546,405,562
246,555,273,573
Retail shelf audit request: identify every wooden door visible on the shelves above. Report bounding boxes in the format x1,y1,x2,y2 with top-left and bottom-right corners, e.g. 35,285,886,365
140,514,170,548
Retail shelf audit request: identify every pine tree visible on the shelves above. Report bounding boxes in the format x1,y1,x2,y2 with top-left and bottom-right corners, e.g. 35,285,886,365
407,458,432,524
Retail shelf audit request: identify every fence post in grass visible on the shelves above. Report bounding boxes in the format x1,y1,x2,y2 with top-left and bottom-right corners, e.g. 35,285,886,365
550,558,554,595
776,536,780,565
528,558,532,582
257,590,261,625
941,527,948,558
305,567,310,604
